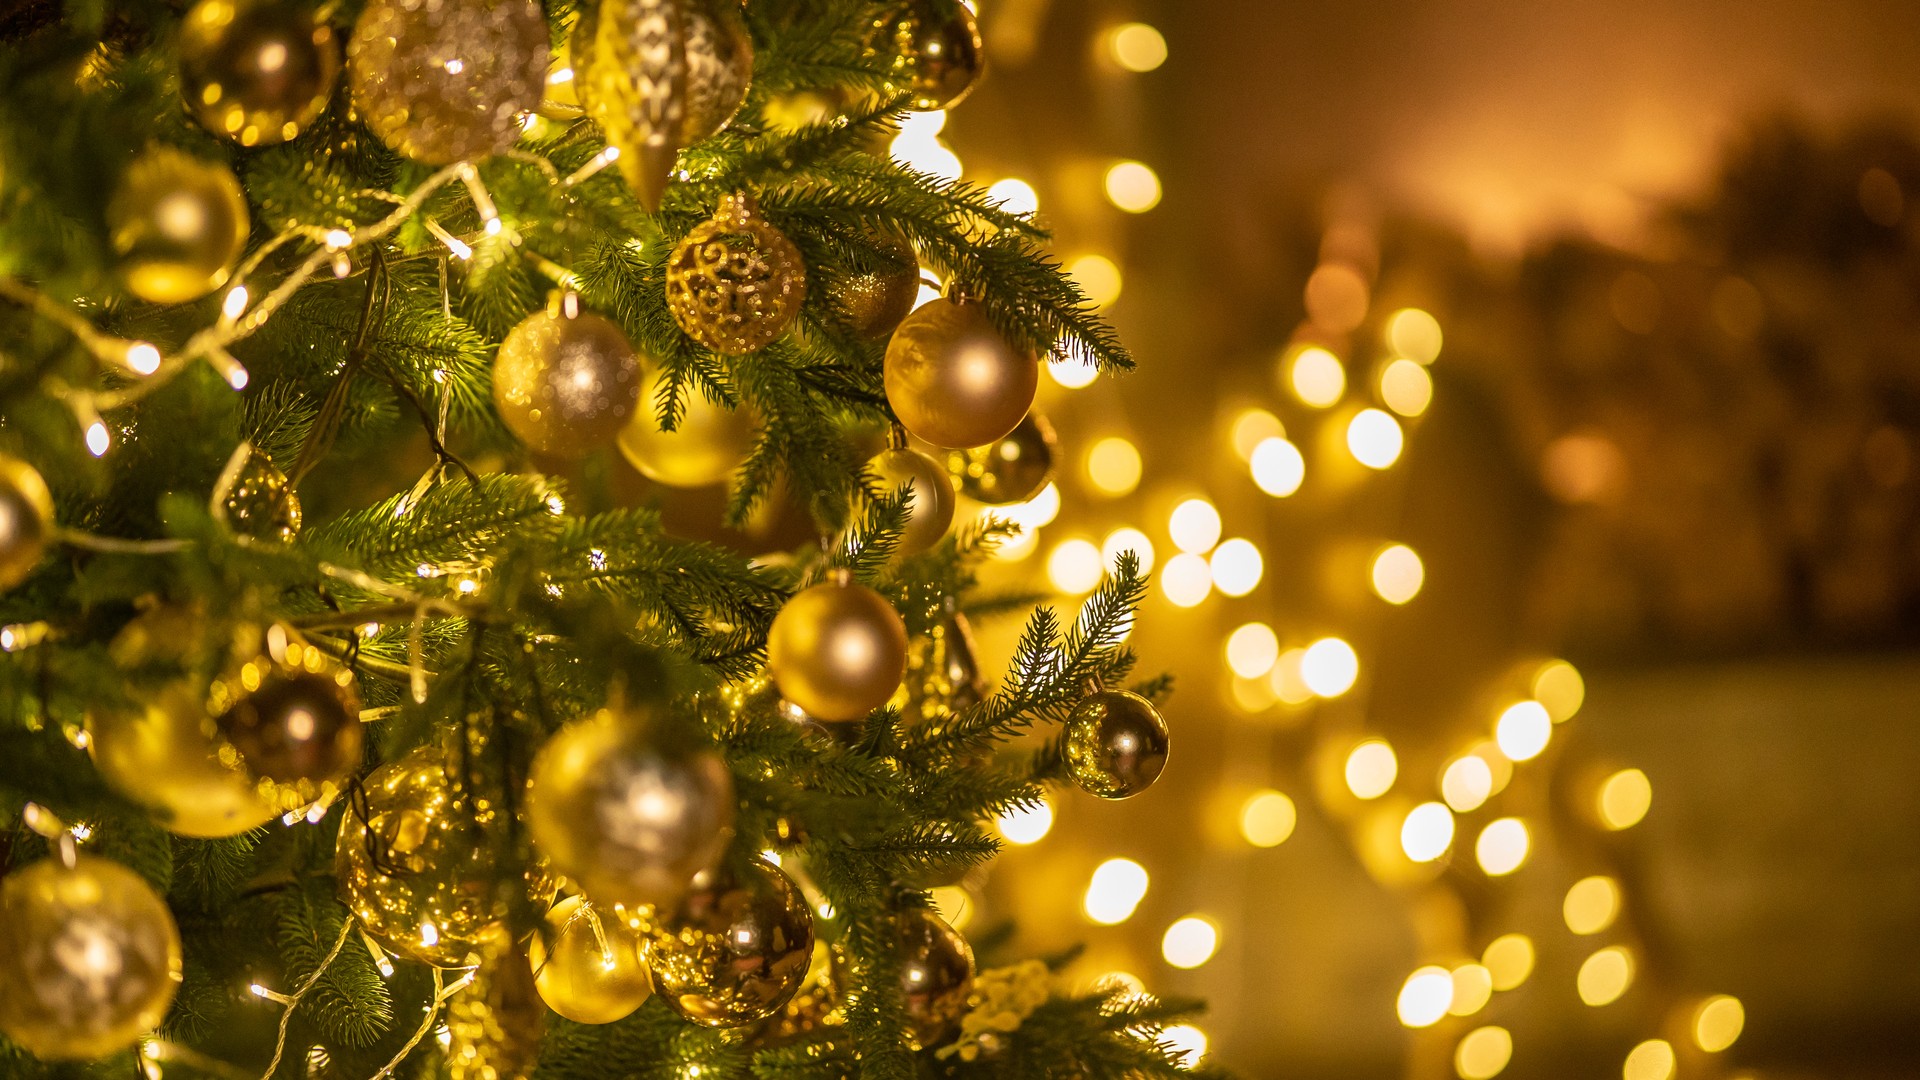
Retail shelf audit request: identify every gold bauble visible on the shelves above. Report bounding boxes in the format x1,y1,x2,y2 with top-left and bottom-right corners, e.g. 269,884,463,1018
766,574,908,722
526,707,735,910
492,304,642,459
445,929,545,1080
833,234,921,340
875,0,985,112
529,895,652,1024
88,685,279,839
890,907,974,1049
867,445,954,556
1063,690,1169,800
106,146,249,305
948,411,1056,506
346,0,548,165
0,856,182,1061
588,0,753,209
903,610,985,726
646,857,813,1027
213,445,301,543
210,632,361,807
179,0,340,146
617,371,756,488
666,194,807,355
0,453,54,591
884,296,1037,449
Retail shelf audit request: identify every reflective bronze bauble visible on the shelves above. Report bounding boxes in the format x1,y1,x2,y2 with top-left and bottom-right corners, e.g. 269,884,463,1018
0,453,54,590
833,234,921,340
213,445,301,543
617,370,756,488
88,684,279,839
867,444,955,556
106,146,250,305
884,295,1037,449
210,631,361,808
346,0,548,165
525,707,735,910
646,857,813,1027
445,929,545,1080
948,411,1056,506
874,0,985,112
766,573,909,722
890,907,974,1049
493,304,642,459
665,194,807,355
529,895,652,1024
0,856,182,1061
1063,689,1169,800
179,0,340,146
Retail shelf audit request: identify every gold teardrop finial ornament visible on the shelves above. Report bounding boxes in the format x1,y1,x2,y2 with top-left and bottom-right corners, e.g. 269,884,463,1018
665,194,807,355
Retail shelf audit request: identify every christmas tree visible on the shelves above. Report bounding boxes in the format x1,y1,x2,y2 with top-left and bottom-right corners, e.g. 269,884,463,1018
0,1,1209,1077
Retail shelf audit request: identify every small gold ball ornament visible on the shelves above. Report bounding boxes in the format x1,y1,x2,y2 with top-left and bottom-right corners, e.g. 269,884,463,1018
884,295,1037,449
903,610,986,726
1063,689,1169,800
346,0,548,165
948,411,1056,505
88,685,279,839
493,301,642,459
890,907,974,1049
209,629,362,809
530,895,652,1024
0,855,183,1061
833,234,921,340
445,929,545,1080
646,856,813,1027
766,572,909,722
867,440,954,556
179,0,341,146
526,707,735,910
875,0,985,112
666,194,807,355
213,444,301,542
106,146,250,305
0,452,54,590
617,370,756,488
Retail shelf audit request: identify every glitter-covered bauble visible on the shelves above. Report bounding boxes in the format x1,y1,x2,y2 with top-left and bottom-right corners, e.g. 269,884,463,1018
529,895,652,1024
492,303,642,459
179,0,340,146
616,370,756,488
890,907,974,1049
346,0,548,165
884,295,1037,450
0,856,182,1061
0,453,54,591
948,411,1055,506
526,707,735,910
874,0,985,112
766,572,908,722
903,610,985,726
666,194,807,355
646,857,813,1027
867,444,954,556
106,146,250,305
209,629,361,809
1063,689,1169,800
587,0,754,209
213,445,301,543
88,684,279,839
833,234,921,340
445,929,545,1080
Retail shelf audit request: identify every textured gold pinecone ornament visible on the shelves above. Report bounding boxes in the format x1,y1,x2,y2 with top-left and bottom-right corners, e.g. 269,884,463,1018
106,146,250,305
948,411,1056,506
346,0,548,165
903,609,985,726
832,233,922,340
213,444,301,542
1063,689,1169,800
645,856,814,1027
210,627,362,809
585,0,753,209
445,929,546,1080
666,193,807,354
874,0,985,112
178,0,341,146
0,452,54,590
492,299,642,458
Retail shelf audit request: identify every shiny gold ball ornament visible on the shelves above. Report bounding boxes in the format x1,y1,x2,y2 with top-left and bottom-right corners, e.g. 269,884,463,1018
210,629,361,808
766,572,909,722
586,0,754,209
949,411,1056,505
616,370,756,488
884,295,1038,449
0,855,183,1061
646,857,813,1027
529,896,652,1024
445,930,546,1080
346,0,548,165
526,707,735,910
213,445,301,542
875,0,986,112
890,907,975,1049
1063,689,1169,800
867,442,955,556
666,194,807,355
88,686,279,839
106,146,250,305
492,302,642,459
0,453,54,591
834,234,922,340
179,0,341,146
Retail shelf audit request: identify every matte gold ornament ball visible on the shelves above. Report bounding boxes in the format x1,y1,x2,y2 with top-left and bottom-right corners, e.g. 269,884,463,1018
526,706,736,910
1063,689,1169,800
88,684,279,839
347,0,548,165
178,0,340,146
884,295,1037,449
875,0,985,112
106,146,249,305
834,233,921,340
0,453,54,590
445,929,544,1080
766,573,909,722
667,194,808,355
617,370,756,488
530,895,652,1024
209,630,362,808
890,907,974,1049
0,856,183,1061
867,444,954,556
213,445,301,542
948,411,1056,505
646,856,813,1027
493,304,642,459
